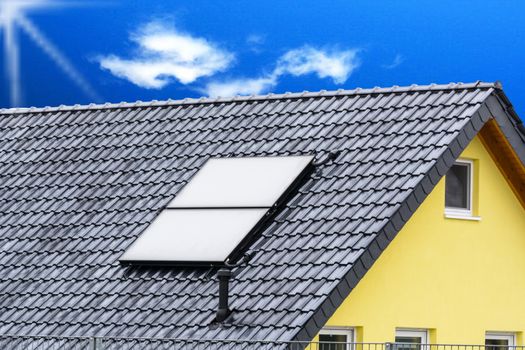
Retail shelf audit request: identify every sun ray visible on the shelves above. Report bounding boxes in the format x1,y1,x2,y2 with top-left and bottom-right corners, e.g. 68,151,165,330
3,12,21,106
0,0,102,106
16,13,102,102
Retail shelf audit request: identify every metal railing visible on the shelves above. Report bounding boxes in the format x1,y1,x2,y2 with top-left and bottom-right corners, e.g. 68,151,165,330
0,335,523,350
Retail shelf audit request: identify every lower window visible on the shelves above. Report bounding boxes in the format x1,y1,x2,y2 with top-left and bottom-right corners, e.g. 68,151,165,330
486,332,516,350
319,328,354,350
395,329,428,350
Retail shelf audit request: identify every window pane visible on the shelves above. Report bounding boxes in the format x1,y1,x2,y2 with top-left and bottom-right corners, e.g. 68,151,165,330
445,163,470,209
120,208,267,263
486,338,510,350
395,336,423,350
319,334,348,350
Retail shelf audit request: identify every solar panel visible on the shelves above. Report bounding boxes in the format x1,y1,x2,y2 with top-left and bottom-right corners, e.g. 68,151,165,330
169,155,314,208
120,155,314,265
120,209,267,263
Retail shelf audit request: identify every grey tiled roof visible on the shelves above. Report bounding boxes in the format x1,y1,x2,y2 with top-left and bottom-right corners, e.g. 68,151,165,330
0,82,522,342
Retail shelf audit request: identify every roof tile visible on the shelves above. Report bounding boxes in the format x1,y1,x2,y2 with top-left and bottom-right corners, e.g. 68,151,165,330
0,82,506,341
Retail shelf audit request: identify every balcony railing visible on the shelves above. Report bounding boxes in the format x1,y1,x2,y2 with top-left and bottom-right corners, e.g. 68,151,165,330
0,335,523,350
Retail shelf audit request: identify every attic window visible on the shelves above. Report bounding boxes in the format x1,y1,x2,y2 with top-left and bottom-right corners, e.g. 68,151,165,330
445,160,473,217
120,155,314,265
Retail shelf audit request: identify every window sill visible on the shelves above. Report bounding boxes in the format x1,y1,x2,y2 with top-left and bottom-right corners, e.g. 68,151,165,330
444,213,481,221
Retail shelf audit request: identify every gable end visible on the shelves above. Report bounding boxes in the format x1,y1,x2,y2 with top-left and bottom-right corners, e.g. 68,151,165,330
291,89,525,342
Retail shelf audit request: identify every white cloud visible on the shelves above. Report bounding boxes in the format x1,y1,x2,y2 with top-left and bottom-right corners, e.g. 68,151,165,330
98,23,361,97
276,46,360,84
98,22,234,89
204,76,277,98
246,34,265,46
203,46,360,97
382,54,404,69
246,34,265,53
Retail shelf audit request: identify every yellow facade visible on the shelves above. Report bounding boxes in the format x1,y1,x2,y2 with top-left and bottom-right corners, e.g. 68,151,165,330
322,135,525,344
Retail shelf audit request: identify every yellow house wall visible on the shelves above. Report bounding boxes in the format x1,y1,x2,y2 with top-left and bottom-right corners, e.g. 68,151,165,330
322,135,525,344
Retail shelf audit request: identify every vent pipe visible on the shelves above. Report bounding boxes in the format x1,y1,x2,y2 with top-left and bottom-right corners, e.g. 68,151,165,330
214,253,252,323
215,268,232,322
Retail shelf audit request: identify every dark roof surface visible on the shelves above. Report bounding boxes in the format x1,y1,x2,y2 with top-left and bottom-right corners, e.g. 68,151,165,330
0,82,522,342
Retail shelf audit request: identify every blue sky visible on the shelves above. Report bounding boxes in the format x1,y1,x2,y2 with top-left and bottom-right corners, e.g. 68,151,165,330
1,0,525,116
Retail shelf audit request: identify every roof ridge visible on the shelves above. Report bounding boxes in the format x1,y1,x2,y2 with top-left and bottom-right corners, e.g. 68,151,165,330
0,81,497,115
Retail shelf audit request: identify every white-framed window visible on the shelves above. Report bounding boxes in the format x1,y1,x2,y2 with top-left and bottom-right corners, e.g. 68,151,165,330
319,327,354,350
486,332,516,350
394,329,429,350
445,159,475,218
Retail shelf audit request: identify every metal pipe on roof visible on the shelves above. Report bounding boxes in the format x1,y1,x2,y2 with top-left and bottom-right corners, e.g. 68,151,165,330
215,268,232,323
214,253,253,323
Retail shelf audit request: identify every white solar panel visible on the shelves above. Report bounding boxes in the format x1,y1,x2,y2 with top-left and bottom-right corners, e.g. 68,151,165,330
169,155,314,208
120,154,314,264
120,209,267,263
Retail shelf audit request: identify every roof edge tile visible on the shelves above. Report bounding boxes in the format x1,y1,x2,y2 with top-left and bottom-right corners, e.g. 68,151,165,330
0,81,498,115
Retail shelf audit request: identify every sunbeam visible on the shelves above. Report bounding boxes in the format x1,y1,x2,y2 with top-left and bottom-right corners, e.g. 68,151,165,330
16,14,101,102
0,0,102,106
2,9,21,107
